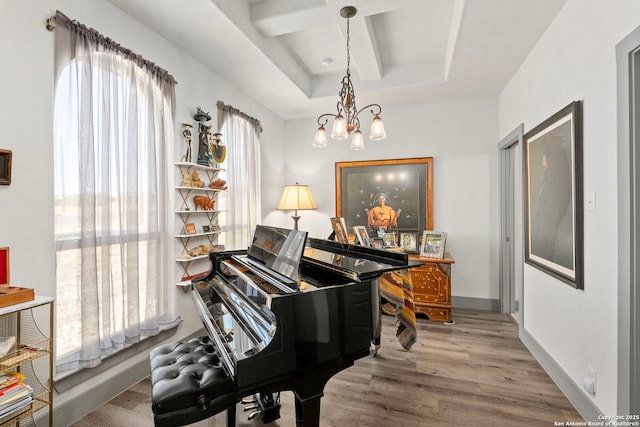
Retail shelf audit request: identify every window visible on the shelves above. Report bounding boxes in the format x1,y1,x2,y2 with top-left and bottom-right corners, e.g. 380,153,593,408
217,102,262,249
53,14,180,371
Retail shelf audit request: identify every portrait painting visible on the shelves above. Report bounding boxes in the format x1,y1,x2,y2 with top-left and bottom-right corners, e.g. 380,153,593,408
524,101,583,289
335,158,433,233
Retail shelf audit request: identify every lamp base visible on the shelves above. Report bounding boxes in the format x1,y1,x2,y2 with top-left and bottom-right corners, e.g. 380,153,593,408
291,215,301,230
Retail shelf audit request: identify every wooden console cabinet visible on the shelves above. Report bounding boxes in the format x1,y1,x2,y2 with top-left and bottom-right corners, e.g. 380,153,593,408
408,253,455,323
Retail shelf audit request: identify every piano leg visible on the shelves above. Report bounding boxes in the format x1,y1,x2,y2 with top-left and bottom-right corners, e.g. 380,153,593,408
293,392,322,427
371,278,382,355
226,405,236,427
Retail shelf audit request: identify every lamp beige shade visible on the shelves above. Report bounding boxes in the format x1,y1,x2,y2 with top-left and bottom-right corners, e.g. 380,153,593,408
277,183,317,230
277,183,317,211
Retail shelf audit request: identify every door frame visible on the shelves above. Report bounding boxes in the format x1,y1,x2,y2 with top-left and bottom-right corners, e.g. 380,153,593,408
616,25,640,415
499,124,524,317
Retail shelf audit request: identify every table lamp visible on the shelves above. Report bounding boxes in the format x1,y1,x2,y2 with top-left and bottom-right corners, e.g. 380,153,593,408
277,182,317,230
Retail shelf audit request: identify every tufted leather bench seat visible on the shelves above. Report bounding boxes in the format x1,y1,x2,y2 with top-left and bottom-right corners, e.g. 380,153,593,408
149,336,238,427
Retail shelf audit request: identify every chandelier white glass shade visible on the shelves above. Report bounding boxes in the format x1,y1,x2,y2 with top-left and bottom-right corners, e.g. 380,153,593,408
312,6,386,151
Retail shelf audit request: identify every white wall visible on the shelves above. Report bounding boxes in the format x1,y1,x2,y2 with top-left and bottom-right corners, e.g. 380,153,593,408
499,0,640,415
273,97,500,302
0,0,285,421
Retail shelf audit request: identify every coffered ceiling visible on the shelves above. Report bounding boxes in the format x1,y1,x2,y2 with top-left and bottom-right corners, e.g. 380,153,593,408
107,0,566,119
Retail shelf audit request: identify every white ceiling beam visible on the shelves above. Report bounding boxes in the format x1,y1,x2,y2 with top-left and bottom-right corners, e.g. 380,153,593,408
251,0,333,37
311,58,445,99
444,0,466,81
344,15,382,81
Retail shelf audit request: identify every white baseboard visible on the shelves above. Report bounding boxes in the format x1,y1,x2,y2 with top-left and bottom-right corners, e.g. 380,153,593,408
520,327,602,422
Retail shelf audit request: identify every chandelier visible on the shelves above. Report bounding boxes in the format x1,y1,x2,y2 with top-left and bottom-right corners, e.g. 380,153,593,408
312,6,386,151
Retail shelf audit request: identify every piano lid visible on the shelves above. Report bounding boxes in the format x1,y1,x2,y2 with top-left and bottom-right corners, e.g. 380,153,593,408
303,238,421,281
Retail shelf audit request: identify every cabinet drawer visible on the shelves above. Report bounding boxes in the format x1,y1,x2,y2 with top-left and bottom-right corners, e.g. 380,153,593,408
415,305,451,322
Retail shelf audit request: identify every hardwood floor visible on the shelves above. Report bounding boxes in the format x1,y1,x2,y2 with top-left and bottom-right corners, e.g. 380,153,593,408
71,308,583,426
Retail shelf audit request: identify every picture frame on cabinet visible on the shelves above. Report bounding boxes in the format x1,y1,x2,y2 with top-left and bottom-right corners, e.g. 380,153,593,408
399,231,419,253
370,238,383,249
202,225,211,233
0,150,12,185
420,231,447,259
352,226,370,247
184,223,197,235
382,232,397,248
330,217,349,244
0,247,8,286
524,100,583,289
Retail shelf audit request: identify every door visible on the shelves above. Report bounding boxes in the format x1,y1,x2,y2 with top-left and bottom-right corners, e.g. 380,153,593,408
499,125,524,324
616,26,640,416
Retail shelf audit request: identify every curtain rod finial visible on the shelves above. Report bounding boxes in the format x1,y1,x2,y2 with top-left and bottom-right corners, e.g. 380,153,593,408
46,16,56,32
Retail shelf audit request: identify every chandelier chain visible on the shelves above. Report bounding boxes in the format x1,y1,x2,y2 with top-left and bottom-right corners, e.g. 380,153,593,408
346,17,351,78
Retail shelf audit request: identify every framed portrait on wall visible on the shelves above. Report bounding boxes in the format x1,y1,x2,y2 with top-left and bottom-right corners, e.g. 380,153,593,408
524,100,583,289
335,158,434,232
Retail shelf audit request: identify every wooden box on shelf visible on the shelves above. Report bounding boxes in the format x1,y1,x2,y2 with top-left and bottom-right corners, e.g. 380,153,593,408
408,252,455,323
0,287,34,309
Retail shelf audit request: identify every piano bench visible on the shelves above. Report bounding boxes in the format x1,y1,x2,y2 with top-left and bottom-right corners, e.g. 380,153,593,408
149,336,237,427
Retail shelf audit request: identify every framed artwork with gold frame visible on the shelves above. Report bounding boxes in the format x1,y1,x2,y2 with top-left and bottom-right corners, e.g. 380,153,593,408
335,157,433,232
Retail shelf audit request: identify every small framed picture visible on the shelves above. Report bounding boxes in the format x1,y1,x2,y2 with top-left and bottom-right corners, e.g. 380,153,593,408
0,150,12,186
370,238,383,249
399,231,419,253
202,225,211,233
352,226,370,247
420,231,447,259
382,232,396,247
184,223,197,235
0,247,9,286
330,217,349,244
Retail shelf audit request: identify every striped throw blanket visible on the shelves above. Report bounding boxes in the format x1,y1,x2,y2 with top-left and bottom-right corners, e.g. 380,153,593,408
379,269,417,350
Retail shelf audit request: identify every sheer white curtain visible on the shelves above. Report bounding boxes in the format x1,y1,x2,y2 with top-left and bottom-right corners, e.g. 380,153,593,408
217,102,262,250
53,11,180,371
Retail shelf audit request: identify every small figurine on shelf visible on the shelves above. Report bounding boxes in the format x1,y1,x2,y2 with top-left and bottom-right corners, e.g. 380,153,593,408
208,179,227,190
181,170,205,188
193,107,211,122
187,244,215,257
194,107,212,166
181,123,192,163
193,195,215,210
210,132,226,164
190,171,205,188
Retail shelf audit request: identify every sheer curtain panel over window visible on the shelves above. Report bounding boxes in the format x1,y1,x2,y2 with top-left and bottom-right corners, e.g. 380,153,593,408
217,101,262,250
53,11,181,372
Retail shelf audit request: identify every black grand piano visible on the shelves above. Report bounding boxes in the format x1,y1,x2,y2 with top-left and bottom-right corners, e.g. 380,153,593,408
149,225,418,426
